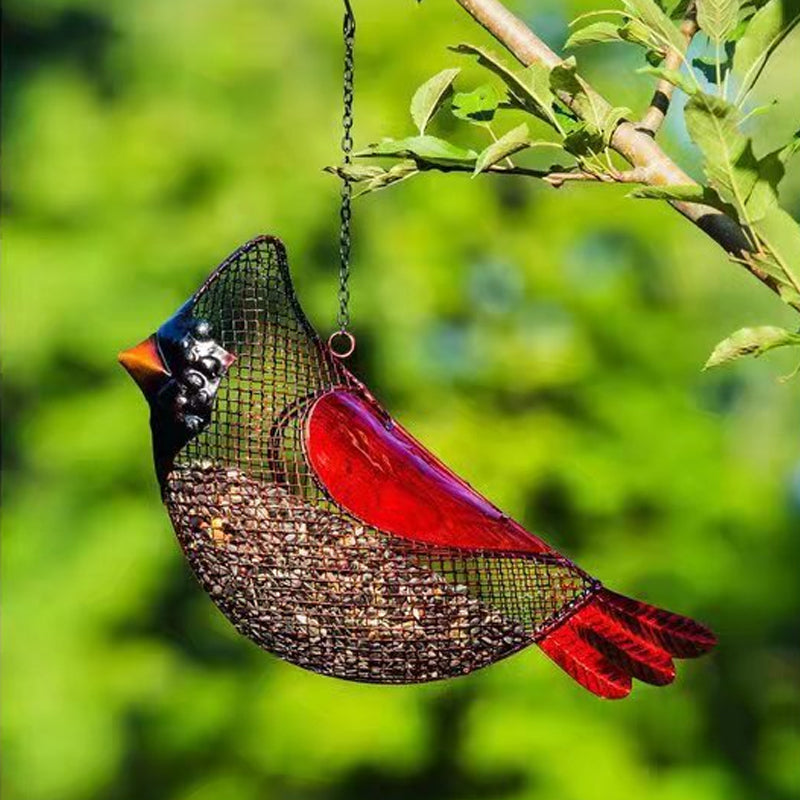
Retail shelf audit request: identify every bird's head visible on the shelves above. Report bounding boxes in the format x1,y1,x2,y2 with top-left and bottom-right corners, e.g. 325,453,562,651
119,235,322,488
119,300,236,483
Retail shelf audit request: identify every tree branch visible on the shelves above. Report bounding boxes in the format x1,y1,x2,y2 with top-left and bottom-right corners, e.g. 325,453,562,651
451,0,795,307
332,162,650,189
418,163,552,178
638,12,698,136
543,167,648,187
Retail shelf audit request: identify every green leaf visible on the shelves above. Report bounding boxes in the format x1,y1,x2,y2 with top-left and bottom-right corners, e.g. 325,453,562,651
745,147,784,221
473,123,532,175
451,84,500,123
703,326,800,369
565,21,625,48
684,93,758,218
664,0,691,18
630,184,707,201
324,164,386,182
742,133,800,221
449,44,523,92
450,44,557,128
620,18,662,50
326,161,421,198
638,65,697,95
354,161,419,197
739,100,777,122
410,68,460,134
730,11,751,40
692,54,731,84
753,206,800,304
778,130,800,164
550,56,584,96
629,184,732,210
601,106,631,144
696,0,739,44
355,136,478,166
562,123,604,157
621,0,686,52
515,64,559,127
568,9,629,26
732,0,798,96
550,57,605,131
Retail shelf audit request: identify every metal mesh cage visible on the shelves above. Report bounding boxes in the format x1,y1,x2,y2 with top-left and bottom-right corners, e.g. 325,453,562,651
163,236,595,683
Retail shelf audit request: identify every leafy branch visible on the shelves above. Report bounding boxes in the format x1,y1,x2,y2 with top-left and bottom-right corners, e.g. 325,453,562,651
327,0,800,377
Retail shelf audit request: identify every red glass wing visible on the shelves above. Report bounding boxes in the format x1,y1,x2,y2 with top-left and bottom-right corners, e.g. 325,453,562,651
304,389,553,553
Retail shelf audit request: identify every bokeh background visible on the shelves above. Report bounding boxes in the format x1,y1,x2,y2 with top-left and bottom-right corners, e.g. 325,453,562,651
3,1,800,799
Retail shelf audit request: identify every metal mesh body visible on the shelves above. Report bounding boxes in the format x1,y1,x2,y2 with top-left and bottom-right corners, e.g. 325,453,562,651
163,237,595,683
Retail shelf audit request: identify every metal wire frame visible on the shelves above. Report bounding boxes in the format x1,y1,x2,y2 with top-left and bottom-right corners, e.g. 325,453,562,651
163,237,596,683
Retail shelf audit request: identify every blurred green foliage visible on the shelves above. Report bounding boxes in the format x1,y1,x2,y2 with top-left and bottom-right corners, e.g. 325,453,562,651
2,1,799,800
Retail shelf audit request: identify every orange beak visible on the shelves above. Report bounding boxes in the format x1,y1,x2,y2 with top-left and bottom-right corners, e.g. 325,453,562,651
118,334,170,396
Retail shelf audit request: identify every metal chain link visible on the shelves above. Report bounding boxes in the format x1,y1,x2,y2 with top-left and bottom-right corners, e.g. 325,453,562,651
337,0,356,338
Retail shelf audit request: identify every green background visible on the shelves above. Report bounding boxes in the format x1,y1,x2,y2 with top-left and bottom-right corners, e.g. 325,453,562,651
3,1,799,799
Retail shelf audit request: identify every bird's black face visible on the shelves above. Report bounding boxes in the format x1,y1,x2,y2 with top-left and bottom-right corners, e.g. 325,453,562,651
119,300,235,484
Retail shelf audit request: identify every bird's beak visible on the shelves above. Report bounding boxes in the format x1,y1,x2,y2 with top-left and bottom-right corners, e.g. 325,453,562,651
119,334,170,397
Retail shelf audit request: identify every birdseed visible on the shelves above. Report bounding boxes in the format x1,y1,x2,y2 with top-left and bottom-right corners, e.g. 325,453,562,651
164,462,593,683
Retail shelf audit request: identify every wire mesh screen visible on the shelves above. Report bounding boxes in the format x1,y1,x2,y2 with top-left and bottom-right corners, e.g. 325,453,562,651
163,236,594,683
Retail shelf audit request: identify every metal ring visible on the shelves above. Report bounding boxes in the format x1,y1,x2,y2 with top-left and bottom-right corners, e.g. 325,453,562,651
328,330,356,359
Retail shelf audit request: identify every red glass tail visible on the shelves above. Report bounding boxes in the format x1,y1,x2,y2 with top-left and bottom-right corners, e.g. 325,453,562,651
538,589,716,699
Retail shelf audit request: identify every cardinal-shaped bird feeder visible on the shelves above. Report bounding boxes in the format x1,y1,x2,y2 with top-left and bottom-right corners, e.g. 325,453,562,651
120,235,715,698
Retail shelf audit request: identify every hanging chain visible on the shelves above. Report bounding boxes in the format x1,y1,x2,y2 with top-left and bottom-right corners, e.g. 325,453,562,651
329,0,356,358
